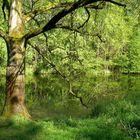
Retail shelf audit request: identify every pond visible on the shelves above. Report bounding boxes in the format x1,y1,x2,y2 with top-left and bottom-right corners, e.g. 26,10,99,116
0,74,140,120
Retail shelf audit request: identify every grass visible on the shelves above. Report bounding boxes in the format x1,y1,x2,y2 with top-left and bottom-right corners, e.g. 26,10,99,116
0,113,139,140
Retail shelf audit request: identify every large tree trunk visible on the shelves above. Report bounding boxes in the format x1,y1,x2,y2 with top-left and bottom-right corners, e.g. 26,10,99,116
3,39,30,118
2,0,30,118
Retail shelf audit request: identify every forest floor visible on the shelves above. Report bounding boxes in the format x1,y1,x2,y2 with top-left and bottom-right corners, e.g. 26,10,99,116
0,113,139,140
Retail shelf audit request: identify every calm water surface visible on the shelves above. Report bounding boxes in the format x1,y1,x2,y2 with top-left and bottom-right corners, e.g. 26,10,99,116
0,74,140,119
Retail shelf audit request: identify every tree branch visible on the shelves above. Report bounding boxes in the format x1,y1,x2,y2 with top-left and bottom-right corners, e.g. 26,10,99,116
27,41,88,108
68,81,88,108
27,41,63,77
78,7,90,29
25,0,126,39
23,2,73,22
55,25,105,42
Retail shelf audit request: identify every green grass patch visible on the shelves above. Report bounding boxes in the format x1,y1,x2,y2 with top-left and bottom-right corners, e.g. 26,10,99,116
0,115,139,140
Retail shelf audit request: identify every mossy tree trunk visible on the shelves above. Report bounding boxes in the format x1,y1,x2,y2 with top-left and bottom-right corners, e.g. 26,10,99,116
2,0,30,118
4,38,30,118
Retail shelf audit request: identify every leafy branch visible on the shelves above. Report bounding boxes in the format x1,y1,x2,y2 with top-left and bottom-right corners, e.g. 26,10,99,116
25,0,126,39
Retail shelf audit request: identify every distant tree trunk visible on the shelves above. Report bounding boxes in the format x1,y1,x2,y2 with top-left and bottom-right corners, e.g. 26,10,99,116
2,0,30,118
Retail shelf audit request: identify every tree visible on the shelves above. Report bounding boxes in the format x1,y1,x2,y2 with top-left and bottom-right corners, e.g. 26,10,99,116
0,0,125,119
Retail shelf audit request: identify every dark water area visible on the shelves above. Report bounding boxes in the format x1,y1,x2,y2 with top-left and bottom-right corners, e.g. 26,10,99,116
0,74,140,120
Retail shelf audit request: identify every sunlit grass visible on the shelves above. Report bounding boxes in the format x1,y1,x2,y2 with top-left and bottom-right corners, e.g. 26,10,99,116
0,113,139,140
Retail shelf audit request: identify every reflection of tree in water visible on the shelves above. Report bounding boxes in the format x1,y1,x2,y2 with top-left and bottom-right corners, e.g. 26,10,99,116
24,74,140,119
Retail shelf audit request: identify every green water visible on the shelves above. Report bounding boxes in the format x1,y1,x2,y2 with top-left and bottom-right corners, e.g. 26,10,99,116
1,74,139,118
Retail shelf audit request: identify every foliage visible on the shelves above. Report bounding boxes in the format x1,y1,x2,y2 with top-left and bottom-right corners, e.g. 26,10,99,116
0,0,140,139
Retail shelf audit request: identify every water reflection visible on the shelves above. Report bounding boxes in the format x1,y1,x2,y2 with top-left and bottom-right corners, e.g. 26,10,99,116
24,74,140,119
0,74,140,119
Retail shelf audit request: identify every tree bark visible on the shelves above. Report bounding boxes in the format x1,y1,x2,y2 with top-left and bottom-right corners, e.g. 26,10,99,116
3,38,30,118
2,0,30,119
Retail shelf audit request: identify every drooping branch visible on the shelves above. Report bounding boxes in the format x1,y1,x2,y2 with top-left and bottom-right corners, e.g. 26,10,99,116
25,0,126,40
32,17,50,54
55,25,105,42
27,41,63,77
78,8,90,29
27,41,88,108
56,24,86,34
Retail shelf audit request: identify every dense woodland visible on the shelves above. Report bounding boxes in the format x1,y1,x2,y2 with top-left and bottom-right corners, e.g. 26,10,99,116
0,1,140,74
0,0,140,140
